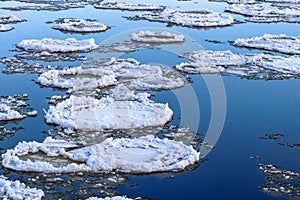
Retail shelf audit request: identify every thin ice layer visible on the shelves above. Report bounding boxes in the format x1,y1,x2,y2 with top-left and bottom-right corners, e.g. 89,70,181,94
53,18,108,33
44,89,173,130
0,176,44,200
131,30,185,43
133,9,235,28
233,34,300,54
2,135,199,173
17,38,99,53
0,14,24,24
94,1,165,11
0,24,13,32
38,58,185,91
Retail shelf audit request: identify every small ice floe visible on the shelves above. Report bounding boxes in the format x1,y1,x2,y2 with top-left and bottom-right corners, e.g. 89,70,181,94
132,9,235,28
17,38,99,53
27,110,38,117
2,135,200,173
86,196,134,200
15,51,86,62
0,126,18,141
0,57,62,74
0,24,13,32
209,0,256,4
233,34,300,55
0,14,25,24
259,0,300,3
0,176,44,200
130,30,185,43
0,96,27,121
2,2,86,11
225,4,300,23
52,18,108,33
38,58,185,92
94,1,165,11
44,88,173,130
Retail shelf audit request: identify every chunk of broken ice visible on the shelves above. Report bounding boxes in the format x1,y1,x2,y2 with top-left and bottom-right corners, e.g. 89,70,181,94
53,18,108,33
131,30,185,43
94,1,165,11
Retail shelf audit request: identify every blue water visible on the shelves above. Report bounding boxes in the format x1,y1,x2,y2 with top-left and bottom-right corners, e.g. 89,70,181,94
0,0,300,199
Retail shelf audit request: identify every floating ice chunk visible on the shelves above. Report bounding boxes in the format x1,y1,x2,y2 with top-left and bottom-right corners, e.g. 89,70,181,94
44,92,173,130
94,1,165,11
0,96,27,121
209,0,256,4
233,34,300,55
53,18,108,33
225,4,300,23
131,30,185,43
87,196,134,200
0,14,24,24
27,110,38,117
17,38,99,53
133,9,235,28
38,58,185,91
0,176,44,200
15,52,86,62
259,0,300,3
2,135,200,173
175,62,220,74
0,24,13,32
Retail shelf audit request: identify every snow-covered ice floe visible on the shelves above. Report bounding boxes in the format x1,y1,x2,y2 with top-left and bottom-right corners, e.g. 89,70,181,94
225,3,300,23
2,135,200,173
38,58,185,91
132,9,235,28
87,196,134,200
17,38,99,53
0,95,36,121
0,24,13,32
209,0,256,4
94,1,165,11
0,14,25,24
44,86,173,130
233,34,300,55
177,50,300,79
0,176,44,200
130,30,185,43
15,51,86,62
52,18,108,33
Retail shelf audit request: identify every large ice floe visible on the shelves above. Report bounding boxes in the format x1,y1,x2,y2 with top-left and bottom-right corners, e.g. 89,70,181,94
1,135,200,173
37,58,185,91
0,14,25,24
131,9,235,28
44,85,173,130
0,94,36,121
130,30,185,43
0,176,44,200
177,50,300,79
225,3,300,23
233,34,300,55
0,24,13,32
17,38,99,53
52,18,109,33
94,1,165,11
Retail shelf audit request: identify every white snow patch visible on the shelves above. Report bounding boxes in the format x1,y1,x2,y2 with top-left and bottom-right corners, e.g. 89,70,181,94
17,38,99,53
2,135,200,173
94,1,165,11
0,175,44,200
53,18,108,33
234,34,300,54
0,14,24,24
0,24,13,32
135,9,235,28
131,30,185,43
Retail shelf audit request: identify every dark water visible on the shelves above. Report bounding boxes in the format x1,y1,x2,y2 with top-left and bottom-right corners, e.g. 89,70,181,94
0,0,300,199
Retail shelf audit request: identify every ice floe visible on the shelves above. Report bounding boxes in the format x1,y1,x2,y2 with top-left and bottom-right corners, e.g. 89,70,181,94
38,58,185,92
52,18,108,33
0,14,24,24
0,176,44,200
44,88,173,130
94,1,165,11
87,196,134,200
132,9,235,28
0,24,13,32
233,34,300,55
2,135,200,173
225,3,300,23
130,30,185,43
17,38,99,53
209,0,256,4
15,52,86,62
0,95,31,121
177,50,300,79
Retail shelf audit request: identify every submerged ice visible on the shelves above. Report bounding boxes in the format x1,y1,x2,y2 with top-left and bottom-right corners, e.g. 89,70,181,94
2,135,200,173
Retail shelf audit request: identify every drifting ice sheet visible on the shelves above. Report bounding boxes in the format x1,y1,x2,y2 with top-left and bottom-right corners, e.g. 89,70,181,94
2,135,200,173
133,9,235,28
0,176,44,200
131,30,185,43
234,34,300,54
94,1,165,11
53,18,108,33
17,38,99,53
44,89,173,130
